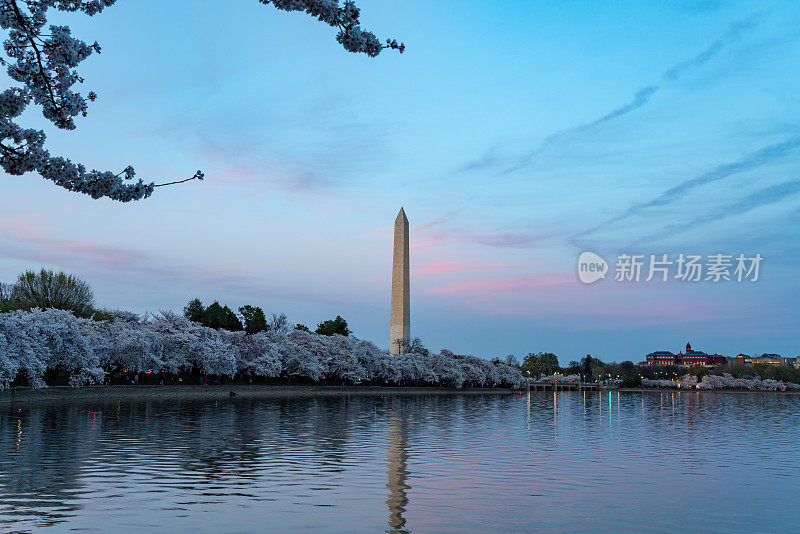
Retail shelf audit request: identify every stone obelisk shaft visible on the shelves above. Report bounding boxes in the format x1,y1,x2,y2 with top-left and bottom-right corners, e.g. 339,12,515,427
389,208,410,354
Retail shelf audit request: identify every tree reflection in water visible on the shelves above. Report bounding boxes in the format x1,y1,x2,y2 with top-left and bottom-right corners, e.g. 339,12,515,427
0,396,424,532
3,393,800,532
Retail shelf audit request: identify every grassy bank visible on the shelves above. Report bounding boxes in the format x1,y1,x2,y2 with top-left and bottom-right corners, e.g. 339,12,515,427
0,384,516,405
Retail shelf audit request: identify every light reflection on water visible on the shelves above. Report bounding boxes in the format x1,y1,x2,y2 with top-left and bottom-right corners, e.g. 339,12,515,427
1,391,799,533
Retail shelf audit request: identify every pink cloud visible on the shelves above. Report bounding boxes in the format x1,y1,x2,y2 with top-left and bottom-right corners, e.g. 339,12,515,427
410,228,446,250
414,261,507,276
1,215,146,266
427,270,574,296
411,214,553,250
0,213,333,307
197,137,332,195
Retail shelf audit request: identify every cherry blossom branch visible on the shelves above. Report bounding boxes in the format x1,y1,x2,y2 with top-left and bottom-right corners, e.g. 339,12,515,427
0,0,401,202
7,0,65,125
154,171,205,188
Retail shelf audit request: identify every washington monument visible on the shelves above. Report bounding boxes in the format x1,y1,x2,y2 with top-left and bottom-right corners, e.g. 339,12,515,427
389,208,410,354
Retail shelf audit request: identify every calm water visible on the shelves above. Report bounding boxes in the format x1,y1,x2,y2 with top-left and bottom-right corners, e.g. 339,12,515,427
1,390,799,533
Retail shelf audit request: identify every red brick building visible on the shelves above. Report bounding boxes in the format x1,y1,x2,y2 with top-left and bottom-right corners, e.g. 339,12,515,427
647,350,678,365
646,342,726,366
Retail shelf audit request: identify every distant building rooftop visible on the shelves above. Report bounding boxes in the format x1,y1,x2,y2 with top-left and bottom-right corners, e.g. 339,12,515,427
646,343,725,367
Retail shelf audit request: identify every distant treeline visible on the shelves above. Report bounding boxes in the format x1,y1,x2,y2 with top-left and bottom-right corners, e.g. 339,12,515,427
520,353,645,386
522,352,800,388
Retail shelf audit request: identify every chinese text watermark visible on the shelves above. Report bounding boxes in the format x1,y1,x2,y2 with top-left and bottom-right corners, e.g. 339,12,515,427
578,253,762,284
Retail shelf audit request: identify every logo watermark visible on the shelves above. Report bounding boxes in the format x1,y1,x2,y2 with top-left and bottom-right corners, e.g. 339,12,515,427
577,252,608,284
578,253,763,284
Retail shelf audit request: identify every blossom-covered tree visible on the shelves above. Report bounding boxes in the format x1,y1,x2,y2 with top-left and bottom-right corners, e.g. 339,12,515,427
143,311,200,374
0,307,523,389
394,352,437,385
640,373,800,392
97,319,165,374
222,330,281,379
0,308,99,387
0,332,19,387
323,334,367,382
0,0,402,201
352,338,396,382
270,331,324,381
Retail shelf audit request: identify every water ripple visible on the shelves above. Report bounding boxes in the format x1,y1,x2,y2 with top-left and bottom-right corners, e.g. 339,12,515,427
1,392,798,532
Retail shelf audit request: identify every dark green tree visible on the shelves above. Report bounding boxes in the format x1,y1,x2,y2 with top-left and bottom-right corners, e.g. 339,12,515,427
0,282,11,313
688,365,709,380
294,324,310,332
619,360,642,387
581,354,602,380
316,315,351,336
203,301,243,331
410,337,429,356
184,298,205,322
621,375,642,387
619,360,636,377
539,353,561,375
239,305,268,335
10,269,95,317
521,352,561,377
521,353,540,377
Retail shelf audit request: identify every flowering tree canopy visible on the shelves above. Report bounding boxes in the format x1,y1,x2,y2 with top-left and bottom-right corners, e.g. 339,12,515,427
0,308,522,389
0,0,403,201
641,373,800,392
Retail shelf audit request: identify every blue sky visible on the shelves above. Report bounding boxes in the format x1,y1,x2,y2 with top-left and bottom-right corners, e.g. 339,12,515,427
2,0,799,363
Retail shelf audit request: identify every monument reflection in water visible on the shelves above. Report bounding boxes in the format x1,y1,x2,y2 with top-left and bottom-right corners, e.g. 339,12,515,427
2,392,800,533
386,409,409,532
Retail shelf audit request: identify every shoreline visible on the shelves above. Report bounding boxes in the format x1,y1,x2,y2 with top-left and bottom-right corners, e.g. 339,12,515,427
615,387,800,395
5,385,798,406
0,384,515,406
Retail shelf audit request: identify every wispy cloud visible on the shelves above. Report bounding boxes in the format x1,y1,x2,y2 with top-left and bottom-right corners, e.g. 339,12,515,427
461,231,550,248
577,135,800,240
413,217,552,250
662,15,760,81
455,146,501,174
491,85,660,177
630,178,800,246
458,14,760,176
198,137,334,195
